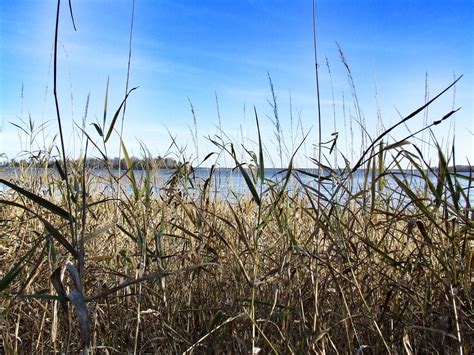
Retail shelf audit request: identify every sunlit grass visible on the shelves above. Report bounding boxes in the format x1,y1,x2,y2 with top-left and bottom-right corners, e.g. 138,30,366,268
1,114,473,352
0,1,473,353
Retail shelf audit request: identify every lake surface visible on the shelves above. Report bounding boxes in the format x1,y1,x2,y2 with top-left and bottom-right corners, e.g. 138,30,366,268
1,167,473,206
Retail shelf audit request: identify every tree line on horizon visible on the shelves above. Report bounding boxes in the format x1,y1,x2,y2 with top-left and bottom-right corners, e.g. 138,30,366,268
1,156,180,170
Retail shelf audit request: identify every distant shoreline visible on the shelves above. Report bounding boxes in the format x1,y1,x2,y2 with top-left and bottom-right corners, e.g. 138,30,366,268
1,163,472,173
0,157,180,171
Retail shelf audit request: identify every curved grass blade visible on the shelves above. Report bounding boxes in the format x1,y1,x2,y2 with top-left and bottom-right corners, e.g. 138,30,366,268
68,289,91,348
104,87,138,143
51,267,69,313
74,123,109,161
0,239,42,292
0,200,79,259
67,0,77,31
391,175,449,239
0,179,74,221
351,75,462,173
237,162,261,206
91,123,103,137
54,159,67,181
103,76,109,127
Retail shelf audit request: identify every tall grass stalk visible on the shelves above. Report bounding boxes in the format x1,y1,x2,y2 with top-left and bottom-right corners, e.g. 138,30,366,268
267,73,285,168
311,3,326,344
118,0,136,208
325,56,338,170
52,0,76,264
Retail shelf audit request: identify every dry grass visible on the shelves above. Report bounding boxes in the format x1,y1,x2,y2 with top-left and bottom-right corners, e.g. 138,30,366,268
1,145,473,353
1,1,473,353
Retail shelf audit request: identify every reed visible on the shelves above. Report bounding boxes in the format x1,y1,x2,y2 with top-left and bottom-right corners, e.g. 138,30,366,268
1,101,472,353
0,1,473,353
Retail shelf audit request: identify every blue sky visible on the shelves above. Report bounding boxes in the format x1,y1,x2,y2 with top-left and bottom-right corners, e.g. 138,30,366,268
1,0,473,167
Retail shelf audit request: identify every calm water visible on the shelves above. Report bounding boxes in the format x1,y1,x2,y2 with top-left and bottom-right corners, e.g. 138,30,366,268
1,167,473,206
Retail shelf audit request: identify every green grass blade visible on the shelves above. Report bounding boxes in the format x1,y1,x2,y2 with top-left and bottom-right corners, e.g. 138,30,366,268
103,76,109,127
254,107,264,182
237,163,261,206
227,143,261,205
104,87,138,143
92,123,103,137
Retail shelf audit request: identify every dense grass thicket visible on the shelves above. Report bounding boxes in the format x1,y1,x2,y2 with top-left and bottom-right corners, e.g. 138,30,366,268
1,122,473,353
1,1,473,354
